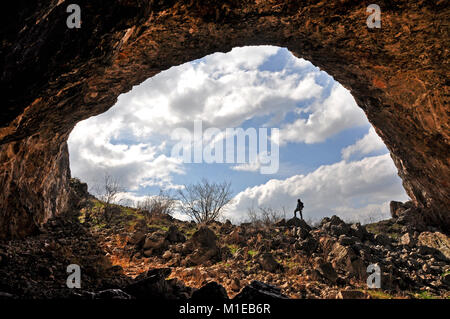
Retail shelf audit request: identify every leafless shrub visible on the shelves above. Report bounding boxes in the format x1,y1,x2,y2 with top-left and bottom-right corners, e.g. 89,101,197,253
246,205,287,227
177,179,233,223
98,174,123,222
137,190,176,222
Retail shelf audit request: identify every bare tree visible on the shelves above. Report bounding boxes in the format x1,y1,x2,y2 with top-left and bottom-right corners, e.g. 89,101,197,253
177,179,233,223
246,205,286,227
137,190,176,221
99,174,123,222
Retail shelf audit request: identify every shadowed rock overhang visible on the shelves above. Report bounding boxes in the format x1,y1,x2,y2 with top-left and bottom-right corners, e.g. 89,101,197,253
0,0,448,238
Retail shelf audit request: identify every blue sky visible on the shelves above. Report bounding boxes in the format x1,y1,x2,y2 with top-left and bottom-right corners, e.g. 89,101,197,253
68,46,409,224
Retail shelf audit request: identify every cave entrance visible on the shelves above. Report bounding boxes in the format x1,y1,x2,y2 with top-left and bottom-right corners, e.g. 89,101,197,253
2,2,447,240
68,46,409,225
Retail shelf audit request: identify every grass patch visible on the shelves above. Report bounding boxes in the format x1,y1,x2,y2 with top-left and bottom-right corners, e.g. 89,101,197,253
364,289,395,299
148,224,169,232
366,221,403,240
415,291,439,299
94,222,107,230
248,250,258,257
283,258,298,269
227,244,239,255
184,227,198,238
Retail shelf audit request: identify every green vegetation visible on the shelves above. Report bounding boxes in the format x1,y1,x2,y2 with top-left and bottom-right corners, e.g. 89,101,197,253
283,258,298,269
148,224,169,232
80,198,173,230
414,291,439,299
227,244,239,255
363,289,395,299
248,250,258,257
366,221,403,240
183,227,198,239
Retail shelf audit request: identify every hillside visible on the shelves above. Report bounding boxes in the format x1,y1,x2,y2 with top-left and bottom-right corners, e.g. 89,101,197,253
0,180,449,299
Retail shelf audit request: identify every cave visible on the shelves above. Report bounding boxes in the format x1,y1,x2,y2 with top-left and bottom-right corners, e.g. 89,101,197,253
0,1,448,239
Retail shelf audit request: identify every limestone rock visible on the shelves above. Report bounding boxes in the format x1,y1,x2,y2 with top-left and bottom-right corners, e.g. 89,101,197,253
418,232,450,260
400,233,416,247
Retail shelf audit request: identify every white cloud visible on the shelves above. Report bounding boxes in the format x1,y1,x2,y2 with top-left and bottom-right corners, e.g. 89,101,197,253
277,84,368,145
68,46,331,191
341,126,387,161
224,154,408,224
68,118,185,192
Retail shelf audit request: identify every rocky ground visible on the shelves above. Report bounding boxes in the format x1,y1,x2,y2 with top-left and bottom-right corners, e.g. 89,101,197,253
0,181,449,300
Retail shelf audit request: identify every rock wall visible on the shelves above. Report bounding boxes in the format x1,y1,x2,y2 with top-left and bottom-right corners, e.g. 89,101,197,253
0,1,448,238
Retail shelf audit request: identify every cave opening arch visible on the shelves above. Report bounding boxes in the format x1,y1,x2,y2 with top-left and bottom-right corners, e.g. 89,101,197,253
0,1,448,238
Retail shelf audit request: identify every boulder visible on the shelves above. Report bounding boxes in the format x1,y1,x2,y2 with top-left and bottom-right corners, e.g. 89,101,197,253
338,235,358,246
418,232,450,259
258,253,283,273
319,236,337,256
233,281,289,300
396,208,427,231
185,226,221,266
186,247,221,266
400,233,416,247
329,215,345,226
93,289,133,299
336,290,368,299
328,243,366,279
226,229,244,245
220,219,233,234
143,231,169,251
127,231,146,245
374,234,392,246
274,219,286,227
390,201,405,218
350,223,367,240
286,217,311,231
190,226,217,249
191,282,229,301
322,216,351,236
293,226,310,240
320,217,331,226
165,225,186,243
442,273,450,287
123,268,172,299
162,250,172,259
230,278,241,292
316,262,338,283
298,237,319,254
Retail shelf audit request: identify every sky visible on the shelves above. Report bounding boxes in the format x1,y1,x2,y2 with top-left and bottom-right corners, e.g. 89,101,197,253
67,46,409,224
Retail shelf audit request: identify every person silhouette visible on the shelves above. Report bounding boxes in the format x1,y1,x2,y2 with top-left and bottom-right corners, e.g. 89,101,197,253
294,198,304,219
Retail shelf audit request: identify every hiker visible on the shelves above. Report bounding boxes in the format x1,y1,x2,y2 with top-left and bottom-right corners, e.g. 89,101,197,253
294,198,304,219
